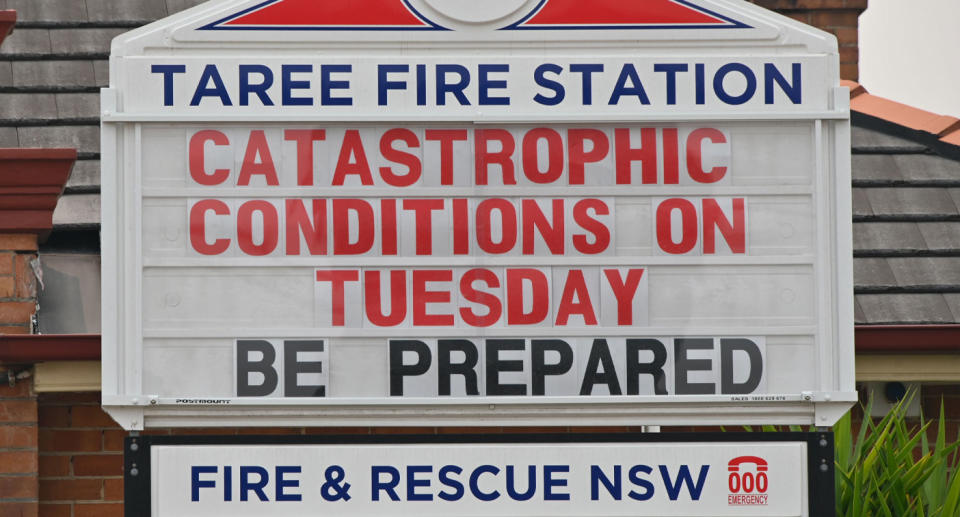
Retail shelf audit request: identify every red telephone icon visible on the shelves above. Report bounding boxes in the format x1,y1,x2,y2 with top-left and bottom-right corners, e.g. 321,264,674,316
728,456,768,494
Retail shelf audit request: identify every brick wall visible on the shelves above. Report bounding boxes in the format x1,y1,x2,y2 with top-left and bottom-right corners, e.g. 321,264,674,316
0,232,40,517
0,234,37,335
37,393,122,517
0,377,38,517
922,385,960,439
35,392,643,516
27,389,960,516
748,0,868,80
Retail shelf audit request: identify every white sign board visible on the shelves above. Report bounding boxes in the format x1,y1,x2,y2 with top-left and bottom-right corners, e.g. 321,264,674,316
125,434,833,517
102,0,855,429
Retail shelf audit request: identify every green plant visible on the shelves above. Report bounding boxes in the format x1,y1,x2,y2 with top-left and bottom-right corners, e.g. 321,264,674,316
834,393,960,517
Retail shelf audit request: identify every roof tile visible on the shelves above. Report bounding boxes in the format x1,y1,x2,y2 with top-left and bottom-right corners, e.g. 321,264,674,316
851,155,902,182
917,222,960,250
948,189,960,211
852,90,960,136
864,188,959,217
11,61,98,88
857,294,956,324
841,79,866,98
0,0,88,22
52,193,99,227
55,93,100,120
941,131,960,147
17,126,99,154
0,28,51,55
86,0,168,23
0,60,10,86
0,127,18,147
65,160,99,190
943,295,960,321
0,93,58,121
854,297,867,324
50,28,128,55
852,189,874,217
851,126,926,153
853,154,960,183
166,0,210,12
886,257,960,286
853,258,897,287
853,222,926,251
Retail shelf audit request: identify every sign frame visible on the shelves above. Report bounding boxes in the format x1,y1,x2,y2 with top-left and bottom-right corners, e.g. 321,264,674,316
124,432,836,517
102,0,857,430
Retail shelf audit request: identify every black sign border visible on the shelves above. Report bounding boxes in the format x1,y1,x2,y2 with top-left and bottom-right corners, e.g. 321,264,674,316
125,432,834,517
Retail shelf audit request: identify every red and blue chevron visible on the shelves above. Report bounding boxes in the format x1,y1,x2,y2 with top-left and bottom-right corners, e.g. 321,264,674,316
199,0,748,31
200,0,448,31
506,0,748,30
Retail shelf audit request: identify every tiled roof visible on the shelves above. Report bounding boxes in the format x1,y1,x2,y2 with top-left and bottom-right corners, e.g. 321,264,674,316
0,0,209,236
1,1,958,326
846,81,960,324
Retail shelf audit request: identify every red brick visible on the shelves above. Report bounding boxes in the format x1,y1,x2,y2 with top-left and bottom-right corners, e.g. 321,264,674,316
0,401,37,425
37,408,69,428
38,479,101,501
38,504,69,517
0,326,28,335
38,456,69,478
370,427,435,435
839,46,858,64
0,302,35,325
840,63,858,81
37,393,99,405
0,278,13,299
0,236,38,252
0,502,38,517
567,426,631,433
0,452,38,474
304,427,371,435
0,475,38,499
835,26,857,45
0,426,38,448
810,10,860,28
14,255,36,300
101,431,126,452
0,380,32,398
781,11,811,23
103,479,123,501
924,385,960,397
0,254,13,276
943,397,960,420
75,503,122,517
38,430,101,453
72,455,122,477
501,426,561,434
69,407,116,429
437,427,503,435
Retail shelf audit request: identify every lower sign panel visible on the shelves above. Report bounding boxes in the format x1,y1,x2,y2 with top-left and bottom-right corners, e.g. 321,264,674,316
126,433,833,517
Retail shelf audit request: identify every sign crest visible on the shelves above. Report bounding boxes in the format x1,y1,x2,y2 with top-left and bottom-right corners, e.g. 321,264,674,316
200,0,748,31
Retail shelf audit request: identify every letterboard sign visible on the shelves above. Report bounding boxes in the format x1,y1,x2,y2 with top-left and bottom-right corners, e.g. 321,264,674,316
102,0,855,429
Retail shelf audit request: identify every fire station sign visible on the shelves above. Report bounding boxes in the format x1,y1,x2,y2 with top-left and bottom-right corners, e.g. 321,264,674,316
124,433,835,517
102,0,855,429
